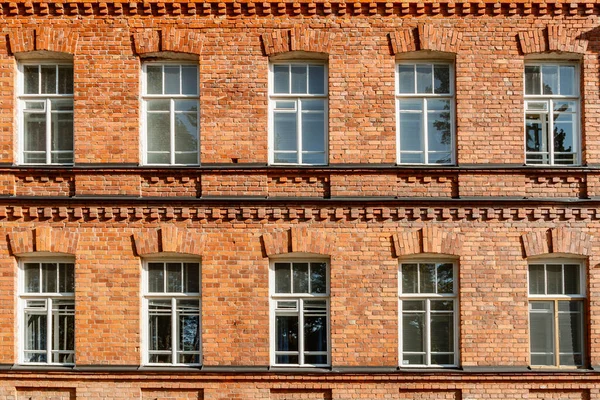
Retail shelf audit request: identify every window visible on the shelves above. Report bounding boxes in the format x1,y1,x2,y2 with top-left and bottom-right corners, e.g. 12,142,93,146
528,262,585,367
271,260,329,366
142,64,199,165
396,62,454,165
270,63,328,165
143,261,201,365
19,261,75,364
19,63,74,164
399,262,457,367
524,63,579,165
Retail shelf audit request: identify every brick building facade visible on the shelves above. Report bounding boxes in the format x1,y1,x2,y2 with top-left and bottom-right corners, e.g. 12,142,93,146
0,0,599,399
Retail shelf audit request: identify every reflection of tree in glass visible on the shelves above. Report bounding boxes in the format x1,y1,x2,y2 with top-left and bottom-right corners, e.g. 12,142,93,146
181,316,199,351
553,103,572,153
431,68,451,163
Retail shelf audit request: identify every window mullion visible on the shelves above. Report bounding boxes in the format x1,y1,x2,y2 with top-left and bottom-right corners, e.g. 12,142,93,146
47,298,52,363
299,298,304,365
423,98,428,164
554,299,559,366
549,99,554,165
46,99,52,164
426,298,431,366
170,99,176,165
172,297,177,364
297,99,302,165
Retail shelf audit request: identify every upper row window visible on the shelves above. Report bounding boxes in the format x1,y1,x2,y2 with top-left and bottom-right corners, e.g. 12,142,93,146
16,61,581,167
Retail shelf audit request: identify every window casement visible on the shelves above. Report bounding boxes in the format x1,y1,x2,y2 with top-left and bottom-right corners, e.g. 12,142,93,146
141,63,199,165
528,261,586,367
270,260,330,367
18,63,74,165
399,261,458,367
524,63,580,165
269,62,328,165
19,260,75,365
396,62,455,165
142,261,201,365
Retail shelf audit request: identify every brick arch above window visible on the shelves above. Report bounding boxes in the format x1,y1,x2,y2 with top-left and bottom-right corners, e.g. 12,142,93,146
133,27,203,56
132,225,204,256
8,27,79,55
262,227,334,256
392,227,463,257
521,227,592,258
518,25,587,55
8,227,79,256
260,28,334,57
389,24,462,55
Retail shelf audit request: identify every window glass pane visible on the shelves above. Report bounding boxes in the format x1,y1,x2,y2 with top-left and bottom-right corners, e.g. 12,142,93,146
430,314,454,353
148,263,164,293
525,66,541,95
430,300,454,311
399,99,422,111
276,354,298,364
401,264,418,294
563,264,581,295
436,264,453,293
147,153,170,164
25,313,47,351
434,65,450,94
41,263,57,293
525,113,547,153
542,65,559,95
431,354,454,365
398,65,415,94
403,354,425,365
402,313,424,352
292,263,309,293
175,99,198,112
558,301,583,365
164,66,180,95
419,263,436,293
52,300,75,352
273,112,297,152
149,354,171,363
177,299,200,352
273,65,289,94
149,300,172,351
399,153,424,164
181,66,198,95
428,152,452,164
57,66,73,95
301,111,325,152
416,64,433,94
528,264,545,295
24,65,39,94
276,315,298,351
399,112,423,153
546,265,563,294
24,112,46,152
147,113,170,152
274,152,298,164
304,354,327,365
148,99,169,112
529,301,554,364
304,316,327,352
146,66,163,94
175,112,198,153
560,66,576,96
167,263,182,292
175,152,198,165
51,112,74,152
427,111,452,153
184,263,200,293
308,65,325,94
553,113,574,154
24,263,40,293
291,65,308,94
59,263,75,293
41,65,57,94
275,263,291,293
302,152,326,165
310,262,327,294
402,300,424,311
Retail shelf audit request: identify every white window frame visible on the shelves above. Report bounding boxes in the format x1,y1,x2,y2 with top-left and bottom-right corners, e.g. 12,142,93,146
141,259,202,366
17,62,74,165
269,258,330,367
398,260,458,367
528,259,586,368
140,62,200,166
395,61,455,165
18,257,75,365
524,62,581,166
268,62,329,166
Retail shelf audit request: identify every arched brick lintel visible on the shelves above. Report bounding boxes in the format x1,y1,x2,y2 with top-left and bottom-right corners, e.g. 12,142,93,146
389,24,462,55
261,28,334,57
133,225,204,256
262,227,333,256
8,227,79,256
518,25,587,55
522,227,592,258
392,227,463,257
8,27,79,55
133,27,203,56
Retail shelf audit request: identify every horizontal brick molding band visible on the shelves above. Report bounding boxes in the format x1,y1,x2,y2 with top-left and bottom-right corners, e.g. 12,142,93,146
262,227,334,256
389,24,462,55
8,227,79,255
133,27,203,56
261,28,334,56
8,27,79,54
392,226,463,257
133,225,204,256
518,25,587,55
521,227,592,257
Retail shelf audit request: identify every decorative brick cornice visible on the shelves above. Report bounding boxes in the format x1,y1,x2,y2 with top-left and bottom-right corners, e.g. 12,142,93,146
262,227,334,256
8,27,78,55
8,227,79,255
522,227,592,257
390,24,462,55
133,27,203,56
132,224,204,256
261,28,334,57
518,25,587,55
392,226,462,257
